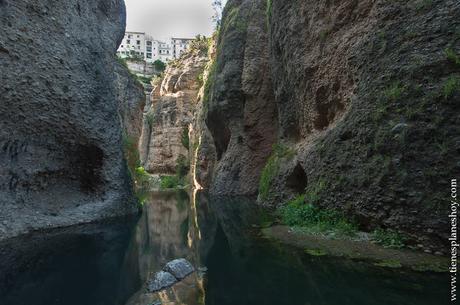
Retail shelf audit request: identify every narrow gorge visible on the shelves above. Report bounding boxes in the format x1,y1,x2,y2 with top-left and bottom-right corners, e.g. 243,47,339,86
0,0,458,304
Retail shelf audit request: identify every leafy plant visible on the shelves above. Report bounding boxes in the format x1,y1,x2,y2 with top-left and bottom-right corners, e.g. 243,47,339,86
181,127,190,150
135,166,151,186
442,75,460,99
279,194,357,236
372,228,407,249
383,82,405,101
160,175,181,189
266,0,272,28
445,48,460,66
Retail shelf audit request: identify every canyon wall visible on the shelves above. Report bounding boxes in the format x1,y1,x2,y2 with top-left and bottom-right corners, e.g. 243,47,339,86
0,0,144,240
139,44,208,175
203,0,460,252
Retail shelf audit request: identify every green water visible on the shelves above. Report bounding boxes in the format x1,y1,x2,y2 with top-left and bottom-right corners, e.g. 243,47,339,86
0,191,449,305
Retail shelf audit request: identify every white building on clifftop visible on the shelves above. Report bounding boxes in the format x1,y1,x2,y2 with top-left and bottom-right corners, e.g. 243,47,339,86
117,31,194,63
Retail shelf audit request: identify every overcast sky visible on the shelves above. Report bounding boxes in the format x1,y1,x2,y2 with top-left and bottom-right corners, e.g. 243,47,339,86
124,0,218,40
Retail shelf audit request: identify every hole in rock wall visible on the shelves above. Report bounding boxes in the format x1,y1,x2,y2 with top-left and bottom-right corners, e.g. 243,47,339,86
286,163,308,194
74,144,104,193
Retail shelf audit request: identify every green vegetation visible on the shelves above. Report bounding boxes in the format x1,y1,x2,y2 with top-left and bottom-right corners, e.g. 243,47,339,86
189,35,211,55
153,59,166,72
176,155,190,178
116,56,129,69
372,228,407,249
136,75,152,84
160,175,181,189
122,134,152,205
445,48,460,66
221,6,247,35
383,82,405,101
305,249,327,256
279,193,357,236
122,134,140,177
259,144,295,200
319,28,332,41
266,0,272,28
181,127,190,150
135,166,151,186
442,75,460,99
159,155,190,190
374,260,402,268
203,60,217,106
146,112,155,127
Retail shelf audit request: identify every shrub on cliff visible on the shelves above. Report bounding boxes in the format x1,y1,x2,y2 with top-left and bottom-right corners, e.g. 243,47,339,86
259,144,295,200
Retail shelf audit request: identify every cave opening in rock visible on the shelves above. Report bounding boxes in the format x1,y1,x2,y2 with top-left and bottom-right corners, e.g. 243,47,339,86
75,144,104,193
286,163,308,194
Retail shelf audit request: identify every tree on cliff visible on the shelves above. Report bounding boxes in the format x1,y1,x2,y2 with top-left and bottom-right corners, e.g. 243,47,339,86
153,60,166,73
212,0,224,29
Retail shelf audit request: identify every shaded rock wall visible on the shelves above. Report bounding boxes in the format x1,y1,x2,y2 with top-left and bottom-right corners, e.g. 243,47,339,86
205,0,278,195
0,0,144,240
204,0,460,252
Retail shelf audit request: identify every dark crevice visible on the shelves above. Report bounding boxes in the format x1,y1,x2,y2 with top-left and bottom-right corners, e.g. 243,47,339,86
286,163,308,194
74,144,104,193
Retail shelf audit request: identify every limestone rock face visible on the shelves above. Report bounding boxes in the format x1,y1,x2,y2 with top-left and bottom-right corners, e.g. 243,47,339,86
140,48,208,174
204,0,460,252
115,63,146,143
0,0,143,240
205,0,278,195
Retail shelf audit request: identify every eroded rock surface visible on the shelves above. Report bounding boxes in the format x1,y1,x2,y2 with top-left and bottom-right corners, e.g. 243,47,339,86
139,47,208,174
202,0,460,252
205,0,278,195
0,0,144,240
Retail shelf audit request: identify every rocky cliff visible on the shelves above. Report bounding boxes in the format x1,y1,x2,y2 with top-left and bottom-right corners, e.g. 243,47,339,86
139,43,208,176
0,0,144,240
202,0,460,252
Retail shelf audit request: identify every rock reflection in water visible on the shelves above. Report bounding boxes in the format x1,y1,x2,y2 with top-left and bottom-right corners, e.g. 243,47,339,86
0,191,448,305
124,190,207,305
125,192,448,305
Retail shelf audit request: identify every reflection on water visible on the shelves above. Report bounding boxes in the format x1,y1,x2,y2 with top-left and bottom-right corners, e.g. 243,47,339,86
0,191,450,305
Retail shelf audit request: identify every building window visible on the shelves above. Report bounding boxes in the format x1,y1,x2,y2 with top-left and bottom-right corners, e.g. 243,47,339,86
146,53,152,59
136,40,141,45
146,41,152,46
137,46,140,50
137,35,140,38
127,40,130,44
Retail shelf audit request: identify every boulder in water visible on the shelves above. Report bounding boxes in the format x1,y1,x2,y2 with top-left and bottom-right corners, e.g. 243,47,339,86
147,271,177,292
163,258,195,280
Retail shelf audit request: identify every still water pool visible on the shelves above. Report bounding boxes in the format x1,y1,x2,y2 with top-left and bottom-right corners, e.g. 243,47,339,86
0,191,449,305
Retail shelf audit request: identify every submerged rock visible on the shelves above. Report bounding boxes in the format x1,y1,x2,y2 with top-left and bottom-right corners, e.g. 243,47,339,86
163,258,195,280
147,271,178,292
